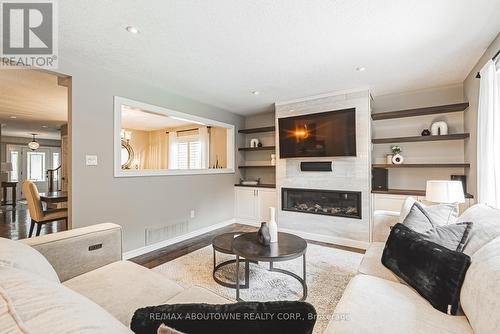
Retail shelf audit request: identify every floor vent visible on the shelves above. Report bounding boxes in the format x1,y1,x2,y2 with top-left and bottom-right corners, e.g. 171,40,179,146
145,220,190,246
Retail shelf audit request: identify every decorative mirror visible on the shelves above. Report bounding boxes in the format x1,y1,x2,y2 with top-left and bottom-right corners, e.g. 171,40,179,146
121,140,134,169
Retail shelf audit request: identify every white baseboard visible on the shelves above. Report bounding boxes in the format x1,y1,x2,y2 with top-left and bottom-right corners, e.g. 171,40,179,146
123,219,236,259
238,220,369,250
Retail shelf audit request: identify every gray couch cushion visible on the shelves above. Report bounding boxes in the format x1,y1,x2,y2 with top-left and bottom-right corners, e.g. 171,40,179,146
0,265,132,333
0,237,59,283
64,260,184,325
326,274,472,334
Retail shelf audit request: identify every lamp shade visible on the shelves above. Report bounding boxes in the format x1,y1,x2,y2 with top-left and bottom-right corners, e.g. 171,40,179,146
0,162,13,172
426,180,465,204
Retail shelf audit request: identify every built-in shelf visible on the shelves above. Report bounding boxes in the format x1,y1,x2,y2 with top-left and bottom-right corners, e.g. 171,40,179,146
371,102,469,121
372,163,470,169
238,146,276,151
238,165,276,169
372,133,470,144
371,189,473,199
234,183,276,188
238,126,275,134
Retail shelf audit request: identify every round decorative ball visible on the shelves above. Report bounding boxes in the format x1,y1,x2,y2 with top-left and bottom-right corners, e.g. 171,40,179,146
421,129,431,136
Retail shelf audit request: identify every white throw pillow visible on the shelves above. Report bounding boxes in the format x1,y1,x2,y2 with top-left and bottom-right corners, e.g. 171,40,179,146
0,237,59,283
456,204,500,255
398,196,458,226
0,265,133,333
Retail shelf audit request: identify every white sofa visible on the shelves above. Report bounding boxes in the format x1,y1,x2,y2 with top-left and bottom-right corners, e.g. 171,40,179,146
326,204,500,334
0,223,231,333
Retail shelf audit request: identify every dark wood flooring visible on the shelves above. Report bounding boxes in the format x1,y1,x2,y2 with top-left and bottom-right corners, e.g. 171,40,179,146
0,203,67,240
130,223,365,269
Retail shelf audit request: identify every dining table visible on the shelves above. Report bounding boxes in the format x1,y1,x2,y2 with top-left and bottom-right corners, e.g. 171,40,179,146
39,191,68,204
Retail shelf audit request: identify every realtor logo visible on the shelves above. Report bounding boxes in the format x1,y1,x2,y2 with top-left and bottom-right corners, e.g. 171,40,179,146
1,0,58,68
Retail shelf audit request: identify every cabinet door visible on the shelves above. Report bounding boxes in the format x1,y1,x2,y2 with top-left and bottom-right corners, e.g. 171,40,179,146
235,188,258,220
257,189,276,222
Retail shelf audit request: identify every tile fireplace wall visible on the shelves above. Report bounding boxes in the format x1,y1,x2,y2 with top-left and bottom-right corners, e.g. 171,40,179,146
275,89,372,248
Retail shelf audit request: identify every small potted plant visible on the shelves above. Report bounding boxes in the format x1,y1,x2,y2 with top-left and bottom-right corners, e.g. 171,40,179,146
391,146,404,164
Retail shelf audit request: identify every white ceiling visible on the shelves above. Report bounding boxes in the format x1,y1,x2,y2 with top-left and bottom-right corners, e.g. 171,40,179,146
59,0,500,115
0,70,67,139
121,106,192,131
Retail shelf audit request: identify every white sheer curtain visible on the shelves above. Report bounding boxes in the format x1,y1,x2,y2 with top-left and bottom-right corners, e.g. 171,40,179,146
198,126,210,169
477,59,500,208
168,131,179,169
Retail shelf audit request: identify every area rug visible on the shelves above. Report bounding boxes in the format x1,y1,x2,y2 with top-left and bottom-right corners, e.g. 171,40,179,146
153,243,363,333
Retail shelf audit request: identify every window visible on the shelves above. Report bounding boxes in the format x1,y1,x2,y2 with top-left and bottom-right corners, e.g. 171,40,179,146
27,151,46,181
177,137,201,169
10,151,19,182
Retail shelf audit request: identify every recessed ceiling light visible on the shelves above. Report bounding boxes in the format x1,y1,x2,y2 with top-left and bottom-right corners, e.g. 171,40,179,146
251,91,260,95
356,66,366,72
9,115,16,119
126,26,140,34
41,125,48,128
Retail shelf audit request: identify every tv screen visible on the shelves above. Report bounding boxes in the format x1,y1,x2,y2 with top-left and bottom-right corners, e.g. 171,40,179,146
279,108,356,158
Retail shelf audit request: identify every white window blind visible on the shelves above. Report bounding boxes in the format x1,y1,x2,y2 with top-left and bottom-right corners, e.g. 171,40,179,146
177,137,201,169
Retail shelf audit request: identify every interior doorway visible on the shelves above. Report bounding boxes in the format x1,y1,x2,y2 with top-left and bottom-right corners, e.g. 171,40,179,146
0,68,72,240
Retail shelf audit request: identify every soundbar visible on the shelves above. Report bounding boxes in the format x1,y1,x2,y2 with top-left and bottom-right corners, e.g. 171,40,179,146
300,161,333,172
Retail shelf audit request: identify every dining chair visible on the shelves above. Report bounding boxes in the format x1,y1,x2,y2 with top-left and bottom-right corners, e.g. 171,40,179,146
22,180,68,237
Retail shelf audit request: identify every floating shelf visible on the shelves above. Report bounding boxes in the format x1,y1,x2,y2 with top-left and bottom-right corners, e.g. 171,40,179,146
238,146,276,151
238,126,275,134
372,133,470,144
372,102,469,121
238,165,276,169
372,189,473,199
372,163,470,169
234,183,276,188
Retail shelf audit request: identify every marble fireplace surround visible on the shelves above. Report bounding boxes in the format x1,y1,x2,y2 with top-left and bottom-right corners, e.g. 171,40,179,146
275,89,372,249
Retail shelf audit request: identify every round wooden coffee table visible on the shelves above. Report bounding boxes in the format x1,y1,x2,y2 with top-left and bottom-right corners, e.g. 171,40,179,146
212,232,253,289
232,232,308,301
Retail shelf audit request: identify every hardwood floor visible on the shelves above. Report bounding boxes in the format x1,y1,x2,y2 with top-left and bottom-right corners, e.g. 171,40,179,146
130,223,364,269
0,203,67,240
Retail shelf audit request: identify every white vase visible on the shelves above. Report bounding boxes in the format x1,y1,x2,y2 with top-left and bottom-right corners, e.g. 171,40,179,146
270,154,276,166
268,207,278,243
392,154,404,164
386,154,394,164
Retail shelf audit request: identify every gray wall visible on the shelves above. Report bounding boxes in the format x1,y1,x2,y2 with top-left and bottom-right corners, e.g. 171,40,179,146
463,33,500,199
59,59,244,252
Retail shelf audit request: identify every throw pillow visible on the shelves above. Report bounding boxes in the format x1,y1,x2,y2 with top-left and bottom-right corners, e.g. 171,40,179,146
398,197,458,225
382,223,471,315
403,202,473,251
158,324,184,334
0,237,60,283
131,301,317,334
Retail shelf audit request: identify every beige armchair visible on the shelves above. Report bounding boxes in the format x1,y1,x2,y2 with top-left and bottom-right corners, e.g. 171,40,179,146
22,180,68,237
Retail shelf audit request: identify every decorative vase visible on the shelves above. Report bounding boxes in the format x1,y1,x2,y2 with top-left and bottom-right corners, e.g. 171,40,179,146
271,154,276,166
268,207,278,243
421,129,431,136
386,154,394,164
392,154,404,164
257,222,271,246
431,121,448,136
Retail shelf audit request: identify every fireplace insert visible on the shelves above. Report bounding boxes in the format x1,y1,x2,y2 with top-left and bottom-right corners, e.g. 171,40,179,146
282,188,361,219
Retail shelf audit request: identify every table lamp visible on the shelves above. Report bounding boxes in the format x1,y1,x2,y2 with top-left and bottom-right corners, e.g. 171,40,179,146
425,180,465,204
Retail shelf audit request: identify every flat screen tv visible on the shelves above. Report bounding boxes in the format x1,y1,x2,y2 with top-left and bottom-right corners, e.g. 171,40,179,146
279,108,356,158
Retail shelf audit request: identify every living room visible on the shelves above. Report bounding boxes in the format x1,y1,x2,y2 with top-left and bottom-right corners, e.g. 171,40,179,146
1,1,500,333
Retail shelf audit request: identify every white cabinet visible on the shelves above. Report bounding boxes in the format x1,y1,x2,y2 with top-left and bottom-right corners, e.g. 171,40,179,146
372,193,474,214
235,187,276,223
